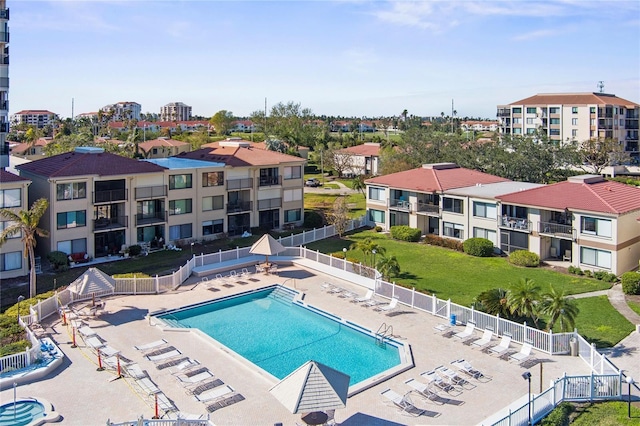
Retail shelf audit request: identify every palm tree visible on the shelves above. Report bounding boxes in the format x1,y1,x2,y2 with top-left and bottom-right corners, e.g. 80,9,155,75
474,288,511,317
351,175,366,195
539,286,579,332
0,198,49,298
507,278,542,328
376,255,400,280
349,238,385,267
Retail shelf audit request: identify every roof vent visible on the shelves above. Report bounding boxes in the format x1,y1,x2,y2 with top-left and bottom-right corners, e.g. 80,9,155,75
74,147,104,154
567,174,604,184
422,162,458,170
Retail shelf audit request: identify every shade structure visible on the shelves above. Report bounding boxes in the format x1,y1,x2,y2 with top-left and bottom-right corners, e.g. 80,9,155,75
249,234,286,262
269,360,350,414
68,267,116,296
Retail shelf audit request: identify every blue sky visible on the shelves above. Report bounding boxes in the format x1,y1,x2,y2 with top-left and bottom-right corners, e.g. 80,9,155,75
10,1,640,120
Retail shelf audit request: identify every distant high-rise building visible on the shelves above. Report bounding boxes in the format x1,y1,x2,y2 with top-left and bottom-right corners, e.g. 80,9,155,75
497,92,639,158
160,102,192,122
100,101,141,122
0,0,9,169
11,110,58,128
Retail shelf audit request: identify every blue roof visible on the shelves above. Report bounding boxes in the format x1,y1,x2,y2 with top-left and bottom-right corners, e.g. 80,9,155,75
144,157,224,169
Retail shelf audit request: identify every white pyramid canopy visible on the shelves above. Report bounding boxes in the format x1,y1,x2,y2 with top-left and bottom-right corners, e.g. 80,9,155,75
68,267,116,296
269,360,350,414
249,234,286,261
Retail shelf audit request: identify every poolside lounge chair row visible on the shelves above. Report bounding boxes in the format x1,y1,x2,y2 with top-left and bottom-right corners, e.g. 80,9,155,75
322,284,401,313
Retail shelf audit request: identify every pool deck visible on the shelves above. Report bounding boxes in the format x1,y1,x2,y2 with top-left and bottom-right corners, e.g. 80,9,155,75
1,264,593,426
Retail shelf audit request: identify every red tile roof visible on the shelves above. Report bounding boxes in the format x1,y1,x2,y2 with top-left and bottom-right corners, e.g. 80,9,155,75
509,92,639,108
16,150,166,178
0,170,30,183
138,138,189,152
202,140,268,150
13,110,57,115
178,146,304,167
365,163,509,192
10,137,52,154
497,176,640,215
338,143,381,157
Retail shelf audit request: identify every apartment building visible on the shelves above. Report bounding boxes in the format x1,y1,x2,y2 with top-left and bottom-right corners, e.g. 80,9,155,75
497,92,640,158
10,110,58,129
137,138,191,159
160,102,192,122
335,142,381,177
0,0,8,169
365,163,640,274
100,102,142,121
0,169,30,278
15,142,305,260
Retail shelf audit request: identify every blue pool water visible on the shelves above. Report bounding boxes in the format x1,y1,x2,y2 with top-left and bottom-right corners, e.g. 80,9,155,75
0,400,45,426
158,287,401,385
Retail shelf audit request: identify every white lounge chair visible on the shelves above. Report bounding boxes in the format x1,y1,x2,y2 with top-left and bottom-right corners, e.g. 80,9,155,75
488,332,512,356
195,385,235,402
420,370,460,395
380,388,426,416
78,326,96,337
137,377,161,395
509,341,533,364
99,345,120,358
85,336,105,349
170,359,200,375
156,392,177,413
404,378,441,402
450,359,489,381
178,370,213,384
362,298,384,308
352,289,374,303
436,365,474,389
375,297,399,313
134,339,168,352
148,349,181,362
470,327,494,349
125,364,148,379
453,321,476,340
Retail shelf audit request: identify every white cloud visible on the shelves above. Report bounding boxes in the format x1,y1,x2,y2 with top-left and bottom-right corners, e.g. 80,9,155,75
513,28,562,41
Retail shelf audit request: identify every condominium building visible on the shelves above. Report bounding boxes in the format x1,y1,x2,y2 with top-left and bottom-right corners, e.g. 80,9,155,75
0,1,9,169
16,142,305,261
100,101,142,121
160,102,192,122
365,163,640,274
0,169,30,278
11,110,58,129
335,142,381,177
137,138,191,159
497,92,639,158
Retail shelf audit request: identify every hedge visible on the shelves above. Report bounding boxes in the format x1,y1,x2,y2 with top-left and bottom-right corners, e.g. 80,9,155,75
389,226,421,242
509,250,540,267
463,238,494,257
621,271,640,295
423,234,464,252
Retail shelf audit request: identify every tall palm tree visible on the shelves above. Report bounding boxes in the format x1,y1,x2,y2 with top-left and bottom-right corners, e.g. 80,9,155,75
539,286,579,332
349,238,385,267
0,198,49,298
376,255,400,280
507,278,542,328
474,288,511,317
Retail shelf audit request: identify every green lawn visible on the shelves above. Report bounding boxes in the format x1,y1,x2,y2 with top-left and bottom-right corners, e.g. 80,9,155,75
570,401,640,425
304,192,366,219
628,299,640,317
573,296,636,347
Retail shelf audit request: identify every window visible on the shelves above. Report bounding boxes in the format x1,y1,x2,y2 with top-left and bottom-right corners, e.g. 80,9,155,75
283,189,302,202
572,118,578,125
169,223,192,240
368,186,385,201
283,166,302,180
549,107,559,114
259,167,279,186
526,107,537,114
369,209,385,223
526,118,535,124
572,107,578,114
526,128,536,134
56,182,86,201
513,128,522,134
202,171,224,187
443,198,463,214
0,221,21,238
550,118,560,125
57,210,86,229
284,209,301,223
169,199,192,215
443,222,464,239
202,219,223,235
580,247,611,269
591,119,596,126
581,216,612,237
0,188,21,207
169,174,192,190
572,129,578,137
590,107,596,114
473,202,497,219
513,118,521,124
202,195,224,211
512,107,522,113
473,227,497,245
550,129,560,136
1,251,21,271
57,238,87,255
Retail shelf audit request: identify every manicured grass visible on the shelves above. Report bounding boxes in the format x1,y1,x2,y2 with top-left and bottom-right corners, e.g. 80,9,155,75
307,230,611,306
304,192,366,219
323,183,340,189
570,401,640,425
568,297,635,348
627,299,640,317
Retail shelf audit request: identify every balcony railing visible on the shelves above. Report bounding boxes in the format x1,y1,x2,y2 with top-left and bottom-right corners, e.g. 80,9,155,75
0,100,7,111
539,221,575,239
416,202,440,215
227,178,253,190
94,189,127,203
0,9,8,20
499,216,532,232
135,211,167,226
135,185,167,199
0,122,7,132
93,216,128,231
0,78,8,88
0,32,8,43
258,197,282,210
227,201,252,214
389,198,411,211
259,175,282,187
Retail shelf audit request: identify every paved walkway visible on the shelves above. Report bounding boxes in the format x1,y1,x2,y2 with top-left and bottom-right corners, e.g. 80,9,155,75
607,284,640,325
304,179,358,195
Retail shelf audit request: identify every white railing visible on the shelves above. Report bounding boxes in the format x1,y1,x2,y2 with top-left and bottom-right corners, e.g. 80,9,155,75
107,419,212,426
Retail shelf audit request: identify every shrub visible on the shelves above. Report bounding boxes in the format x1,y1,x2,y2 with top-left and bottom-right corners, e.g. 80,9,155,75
509,250,540,267
444,238,464,252
128,245,142,257
374,226,383,233
47,250,69,271
332,251,345,259
303,210,324,229
112,272,151,278
463,238,494,257
592,271,618,283
0,340,31,357
423,234,445,246
389,226,421,242
621,271,640,295
583,270,592,278
540,401,573,426
567,265,583,275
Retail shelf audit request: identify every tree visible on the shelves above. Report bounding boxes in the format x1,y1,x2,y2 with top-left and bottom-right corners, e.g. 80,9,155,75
324,142,360,177
210,110,235,136
376,255,400,280
539,286,579,332
250,101,320,148
0,198,49,298
349,238,386,267
474,288,511,318
328,196,350,237
351,175,366,195
507,278,542,328
577,137,630,174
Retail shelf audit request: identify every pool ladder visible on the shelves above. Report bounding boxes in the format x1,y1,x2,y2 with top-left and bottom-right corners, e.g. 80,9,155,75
375,322,393,347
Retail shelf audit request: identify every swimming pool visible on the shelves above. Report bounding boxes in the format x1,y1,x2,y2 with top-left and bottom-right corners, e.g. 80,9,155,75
155,286,412,394
0,398,59,426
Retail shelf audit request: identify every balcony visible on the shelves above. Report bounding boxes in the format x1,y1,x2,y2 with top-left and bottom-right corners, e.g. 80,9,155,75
227,178,253,190
94,216,128,231
389,198,411,211
0,32,8,43
135,211,167,226
539,221,575,240
94,189,127,203
135,185,167,199
258,197,282,210
259,175,282,187
496,109,510,117
227,201,252,214
0,122,7,132
0,100,7,111
416,202,440,216
0,9,8,20
499,216,532,232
